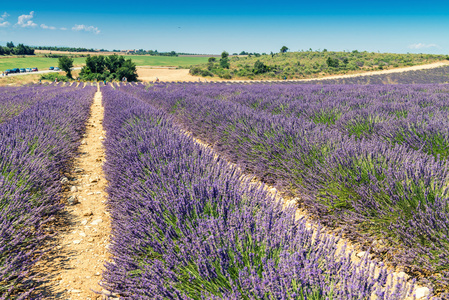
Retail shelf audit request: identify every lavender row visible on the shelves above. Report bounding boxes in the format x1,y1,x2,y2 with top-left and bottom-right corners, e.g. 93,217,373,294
219,84,449,159
0,85,83,124
0,85,95,299
313,65,449,85
101,86,415,299
121,83,449,160
117,83,449,293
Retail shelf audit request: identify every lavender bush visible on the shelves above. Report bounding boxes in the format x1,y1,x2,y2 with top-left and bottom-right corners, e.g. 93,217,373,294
101,86,414,299
122,83,449,159
0,85,82,124
312,65,449,85
0,85,95,299
116,83,449,294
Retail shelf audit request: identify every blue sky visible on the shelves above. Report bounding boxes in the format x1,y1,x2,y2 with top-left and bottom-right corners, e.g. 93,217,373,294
1,0,448,54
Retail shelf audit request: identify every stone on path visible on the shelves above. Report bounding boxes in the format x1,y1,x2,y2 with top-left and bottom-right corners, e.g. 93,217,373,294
356,251,366,258
90,176,100,183
67,196,78,205
90,219,102,226
415,287,430,299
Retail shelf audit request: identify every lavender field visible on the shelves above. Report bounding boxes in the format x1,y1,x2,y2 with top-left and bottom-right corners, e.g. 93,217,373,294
313,65,449,85
0,84,95,298
114,82,449,296
100,86,412,299
2,80,449,299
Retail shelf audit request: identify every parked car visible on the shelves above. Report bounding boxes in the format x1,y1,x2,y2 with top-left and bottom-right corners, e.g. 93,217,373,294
49,66,54,70
54,67,60,71
5,69,11,74
20,68,26,73
26,68,32,72
12,68,20,73
32,67,38,72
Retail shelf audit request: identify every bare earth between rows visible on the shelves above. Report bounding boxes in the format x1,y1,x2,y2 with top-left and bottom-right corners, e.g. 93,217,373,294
35,86,111,299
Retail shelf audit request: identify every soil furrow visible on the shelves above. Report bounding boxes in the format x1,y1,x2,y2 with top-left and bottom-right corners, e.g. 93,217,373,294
35,84,111,299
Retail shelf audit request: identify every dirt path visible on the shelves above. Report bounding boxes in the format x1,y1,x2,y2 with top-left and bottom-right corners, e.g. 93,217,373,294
36,85,111,299
301,61,449,82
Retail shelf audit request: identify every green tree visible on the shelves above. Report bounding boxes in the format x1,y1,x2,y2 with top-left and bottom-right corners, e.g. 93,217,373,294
280,46,289,53
208,57,216,62
326,57,339,68
85,55,105,73
14,44,25,55
207,61,214,71
80,55,138,81
115,59,138,81
6,41,14,48
253,60,267,74
105,54,125,73
58,56,74,79
220,51,230,69
220,58,229,69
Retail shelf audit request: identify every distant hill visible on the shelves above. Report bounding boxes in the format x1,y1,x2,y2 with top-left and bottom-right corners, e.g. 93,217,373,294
189,50,449,80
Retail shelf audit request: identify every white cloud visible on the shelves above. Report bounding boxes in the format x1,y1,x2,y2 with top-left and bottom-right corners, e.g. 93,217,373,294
41,24,56,30
72,24,100,34
17,11,37,28
60,27,67,30
0,11,10,27
408,43,439,49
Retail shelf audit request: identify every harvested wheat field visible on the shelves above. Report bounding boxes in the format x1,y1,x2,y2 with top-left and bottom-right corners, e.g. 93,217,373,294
136,67,210,82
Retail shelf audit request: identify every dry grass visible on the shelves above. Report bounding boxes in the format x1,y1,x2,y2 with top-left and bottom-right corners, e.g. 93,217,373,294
137,67,211,82
0,74,41,86
0,70,82,86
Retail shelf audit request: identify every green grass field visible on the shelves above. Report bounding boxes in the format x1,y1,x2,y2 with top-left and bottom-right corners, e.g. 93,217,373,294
126,55,209,67
0,56,86,71
0,55,209,71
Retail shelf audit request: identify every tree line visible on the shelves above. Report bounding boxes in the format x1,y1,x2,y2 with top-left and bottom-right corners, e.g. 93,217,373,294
35,46,105,52
0,42,34,55
117,49,179,56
